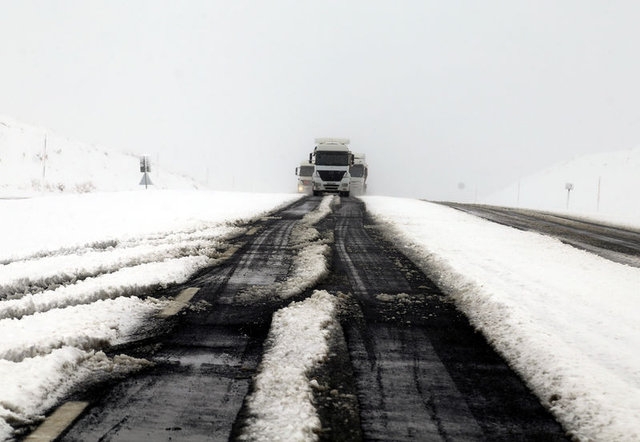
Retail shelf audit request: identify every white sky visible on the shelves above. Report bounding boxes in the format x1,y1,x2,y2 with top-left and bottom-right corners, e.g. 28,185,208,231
2,1,640,200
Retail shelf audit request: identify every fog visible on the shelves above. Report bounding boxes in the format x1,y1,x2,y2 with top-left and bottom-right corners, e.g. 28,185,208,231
2,1,640,201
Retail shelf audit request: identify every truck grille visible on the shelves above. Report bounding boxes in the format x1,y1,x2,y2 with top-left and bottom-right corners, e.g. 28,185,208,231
318,170,345,181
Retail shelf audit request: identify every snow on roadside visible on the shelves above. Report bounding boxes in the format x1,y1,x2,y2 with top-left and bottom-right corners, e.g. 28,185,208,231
0,296,167,362
362,196,640,441
0,225,237,299
0,190,301,441
0,347,153,433
0,190,300,261
0,256,209,320
0,296,161,440
239,290,340,441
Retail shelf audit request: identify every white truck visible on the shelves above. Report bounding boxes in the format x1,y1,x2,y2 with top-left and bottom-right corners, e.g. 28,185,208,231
309,138,353,197
295,160,315,193
349,152,368,195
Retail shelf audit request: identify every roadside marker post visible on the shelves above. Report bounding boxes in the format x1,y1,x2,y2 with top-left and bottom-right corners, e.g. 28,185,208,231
139,155,152,189
565,182,574,209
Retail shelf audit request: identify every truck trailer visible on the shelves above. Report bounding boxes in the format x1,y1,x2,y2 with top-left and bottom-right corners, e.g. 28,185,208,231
309,138,353,197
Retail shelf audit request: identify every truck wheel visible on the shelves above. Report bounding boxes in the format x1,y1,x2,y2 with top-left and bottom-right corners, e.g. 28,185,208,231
313,190,320,196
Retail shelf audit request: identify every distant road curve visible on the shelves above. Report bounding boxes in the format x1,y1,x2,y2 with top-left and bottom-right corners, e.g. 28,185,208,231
439,202,640,268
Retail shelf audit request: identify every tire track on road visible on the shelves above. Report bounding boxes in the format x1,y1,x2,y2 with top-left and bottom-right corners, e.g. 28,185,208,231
330,198,568,441
56,197,323,442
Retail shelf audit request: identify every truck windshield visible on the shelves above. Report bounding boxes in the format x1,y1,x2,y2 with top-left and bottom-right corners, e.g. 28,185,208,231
315,151,350,166
299,165,314,176
350,164,364,177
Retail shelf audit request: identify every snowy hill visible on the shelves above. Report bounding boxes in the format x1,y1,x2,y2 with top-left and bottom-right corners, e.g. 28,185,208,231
484,147,640,219
0,116,202,196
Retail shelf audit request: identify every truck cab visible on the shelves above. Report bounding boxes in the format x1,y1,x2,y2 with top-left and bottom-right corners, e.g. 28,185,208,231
349,153,368,195
295,161,314,193
310,138,353,197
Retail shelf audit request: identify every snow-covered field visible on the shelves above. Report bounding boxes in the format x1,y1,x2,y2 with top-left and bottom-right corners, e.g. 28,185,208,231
0,115,201,196
484,146,640,219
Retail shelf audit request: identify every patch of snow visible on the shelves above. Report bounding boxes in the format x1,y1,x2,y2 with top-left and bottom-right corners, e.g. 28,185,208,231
0,347,151,433
0,296,166,363
0,256,208,320
239,290,340,442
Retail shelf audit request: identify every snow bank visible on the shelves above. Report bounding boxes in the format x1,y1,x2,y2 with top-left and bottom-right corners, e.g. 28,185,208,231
0,225,235,299
0,296,167,363
0,256,208,320
362,195,640,441
0,347,151,433
239,290,340,441
0,190,300,261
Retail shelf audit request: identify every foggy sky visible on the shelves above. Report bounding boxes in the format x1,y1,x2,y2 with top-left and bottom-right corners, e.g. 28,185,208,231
2,1,640,201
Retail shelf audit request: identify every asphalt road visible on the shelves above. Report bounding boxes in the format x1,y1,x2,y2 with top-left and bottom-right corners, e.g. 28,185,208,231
40,197,568,441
